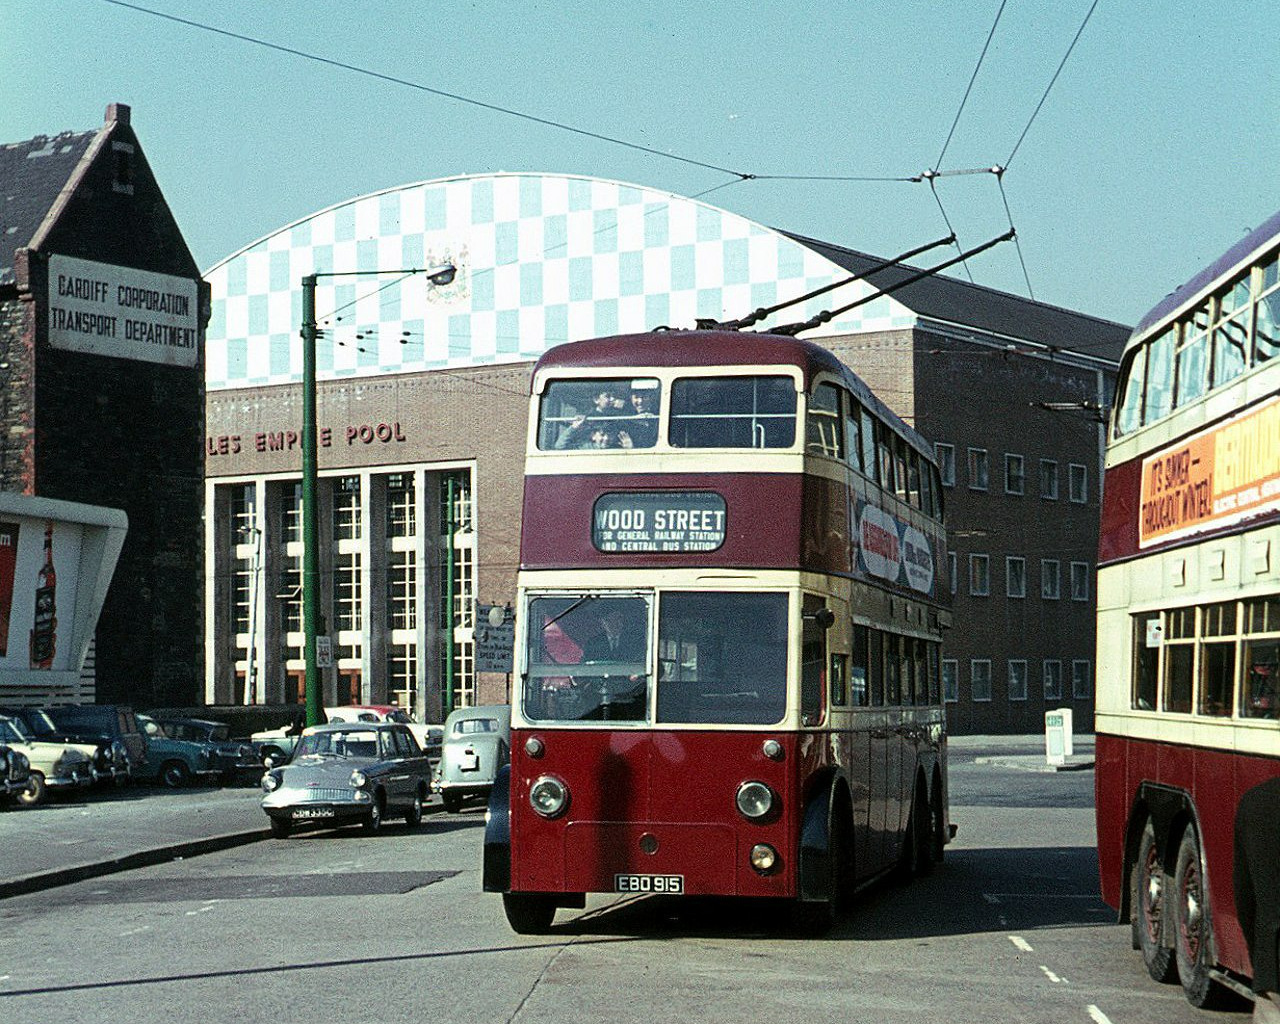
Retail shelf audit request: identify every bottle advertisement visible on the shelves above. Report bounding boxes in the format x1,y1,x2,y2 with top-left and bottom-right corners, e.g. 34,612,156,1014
0,517,81,672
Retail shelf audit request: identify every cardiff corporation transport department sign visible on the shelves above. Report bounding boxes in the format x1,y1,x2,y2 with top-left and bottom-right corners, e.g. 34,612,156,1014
47,255,199,368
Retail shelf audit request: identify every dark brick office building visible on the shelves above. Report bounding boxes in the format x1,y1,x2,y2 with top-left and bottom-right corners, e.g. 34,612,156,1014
0,103,207,707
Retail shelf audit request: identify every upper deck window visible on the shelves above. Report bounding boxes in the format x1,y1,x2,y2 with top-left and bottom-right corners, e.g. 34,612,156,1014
669,376,796,449
805,383,843,458
537,378,661,451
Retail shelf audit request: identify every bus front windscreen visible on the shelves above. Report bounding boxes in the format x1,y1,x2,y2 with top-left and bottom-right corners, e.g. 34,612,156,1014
655,592,788,725
521,591,789,726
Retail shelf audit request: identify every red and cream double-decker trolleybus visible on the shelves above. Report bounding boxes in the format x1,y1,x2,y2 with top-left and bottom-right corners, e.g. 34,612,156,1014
483,328,952,934
1096,210,1280,1008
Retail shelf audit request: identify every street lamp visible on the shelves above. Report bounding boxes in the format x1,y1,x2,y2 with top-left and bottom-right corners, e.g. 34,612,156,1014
298,263,456,727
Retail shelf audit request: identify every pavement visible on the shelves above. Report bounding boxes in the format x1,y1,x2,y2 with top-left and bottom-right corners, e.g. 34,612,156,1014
949,731,1096,773
1,734,1092,900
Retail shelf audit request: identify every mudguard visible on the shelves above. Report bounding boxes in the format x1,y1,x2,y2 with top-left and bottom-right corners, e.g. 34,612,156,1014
797,773,836,902
482,763,512,892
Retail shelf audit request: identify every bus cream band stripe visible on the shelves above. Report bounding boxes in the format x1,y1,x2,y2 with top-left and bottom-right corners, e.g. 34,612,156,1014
1096,711,1279,760
1139,393,1280,548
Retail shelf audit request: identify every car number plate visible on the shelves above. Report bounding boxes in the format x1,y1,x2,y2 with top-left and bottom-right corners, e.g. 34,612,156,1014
461,753,480,772
291,807,335,820
614,873,684,894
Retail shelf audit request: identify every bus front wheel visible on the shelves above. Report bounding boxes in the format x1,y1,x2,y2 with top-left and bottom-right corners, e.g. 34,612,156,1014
503,893,556,934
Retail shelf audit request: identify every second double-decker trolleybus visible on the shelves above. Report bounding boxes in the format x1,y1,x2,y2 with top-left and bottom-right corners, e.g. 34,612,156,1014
484,328,952,934
1096,209,1280,1008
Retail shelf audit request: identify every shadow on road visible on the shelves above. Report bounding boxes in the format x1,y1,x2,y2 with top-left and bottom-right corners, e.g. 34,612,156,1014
556,845,1109,941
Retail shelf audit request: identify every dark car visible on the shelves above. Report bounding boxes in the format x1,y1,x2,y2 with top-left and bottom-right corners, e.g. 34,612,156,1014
41,705,147,781
260,721,432,838
143,716,260,785
0,706,130,783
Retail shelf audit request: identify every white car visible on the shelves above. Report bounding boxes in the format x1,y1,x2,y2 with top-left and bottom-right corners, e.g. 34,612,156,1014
253,705,441,767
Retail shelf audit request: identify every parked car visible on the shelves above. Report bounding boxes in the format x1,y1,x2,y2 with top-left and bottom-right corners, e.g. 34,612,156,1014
146,716,260,785
41,705,147,781
0,743,31,804
325,705,441,762
0,706,129,783
260,721,432,837
0,715,93,805
135,714,258,788
253,705,440,767
433,704,510,813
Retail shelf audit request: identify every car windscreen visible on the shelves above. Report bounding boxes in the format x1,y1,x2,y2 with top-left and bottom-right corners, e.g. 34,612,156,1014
295,729,380,758
453,718,499,735
0,719,26,743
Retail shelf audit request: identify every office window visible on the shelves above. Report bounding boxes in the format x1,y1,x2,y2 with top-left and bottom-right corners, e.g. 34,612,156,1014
942,659,959,703
1071,562,1091,602
1008,660,1028,701
969,554,990,597
1069,463,1088,503
1005,454,1025,495
968,448,988,491
1042,559,1061,600
936,443,955,487
1040,459,1059,499
949,552,958,596
1072,660,1093,699
972,660,993,701
1044,660,1063,701
1006,557,1026,599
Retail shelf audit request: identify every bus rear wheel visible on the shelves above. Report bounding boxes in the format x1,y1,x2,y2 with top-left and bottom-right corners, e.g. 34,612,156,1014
1132,820,1176,983
1173,827,1233,1009
503,893,556,934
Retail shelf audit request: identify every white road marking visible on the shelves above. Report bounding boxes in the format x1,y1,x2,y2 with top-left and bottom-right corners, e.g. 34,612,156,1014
1009,935,1034,953
1040,966,1066,983
1087,1005,1114,1024
983,893,1002,904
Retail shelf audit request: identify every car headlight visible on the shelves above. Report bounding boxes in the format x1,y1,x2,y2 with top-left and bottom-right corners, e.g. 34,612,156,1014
529,775,569,819
111,740,127,763
735,780,775,820
350,769,368,789
261,771,282,792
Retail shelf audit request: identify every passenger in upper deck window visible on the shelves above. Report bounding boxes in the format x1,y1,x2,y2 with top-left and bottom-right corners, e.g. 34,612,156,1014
617,384,659,449
553,388,626,449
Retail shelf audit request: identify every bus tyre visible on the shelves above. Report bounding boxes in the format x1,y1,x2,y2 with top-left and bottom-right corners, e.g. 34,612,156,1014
913,783,935,877
503,893,556,934
929,783,946,866
1173,828,1232,1009
1132,820,1176,983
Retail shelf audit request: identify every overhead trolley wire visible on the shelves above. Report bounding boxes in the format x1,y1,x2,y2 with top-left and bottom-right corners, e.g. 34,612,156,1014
95,0,913,188
935,0,1009,171
1005,0,1102,167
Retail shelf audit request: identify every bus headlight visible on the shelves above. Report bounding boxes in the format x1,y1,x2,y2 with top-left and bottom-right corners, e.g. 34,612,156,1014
750,843,778,874
529,775,569,819
736,780,775,820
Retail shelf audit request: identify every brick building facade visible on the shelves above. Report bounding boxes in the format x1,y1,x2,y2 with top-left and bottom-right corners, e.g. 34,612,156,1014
0,104,207,706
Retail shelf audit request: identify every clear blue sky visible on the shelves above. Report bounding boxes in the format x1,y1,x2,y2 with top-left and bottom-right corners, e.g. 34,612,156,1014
5,0,1278,328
